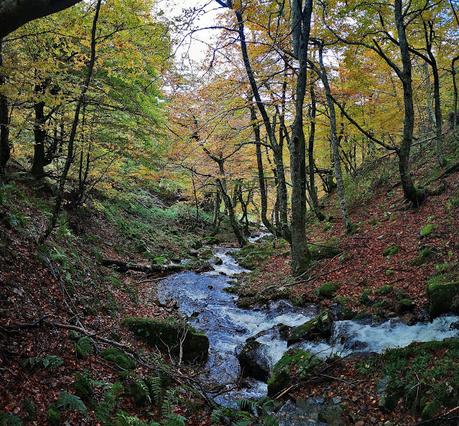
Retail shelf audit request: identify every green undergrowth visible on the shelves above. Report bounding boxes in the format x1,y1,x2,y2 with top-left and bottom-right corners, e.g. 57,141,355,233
95,189,213,261
358,339,459,420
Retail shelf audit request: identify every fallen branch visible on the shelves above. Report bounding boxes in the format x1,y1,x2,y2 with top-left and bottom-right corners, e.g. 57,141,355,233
101,258,183,274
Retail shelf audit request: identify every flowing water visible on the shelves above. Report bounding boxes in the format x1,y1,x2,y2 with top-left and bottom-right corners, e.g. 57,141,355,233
157,239,459,407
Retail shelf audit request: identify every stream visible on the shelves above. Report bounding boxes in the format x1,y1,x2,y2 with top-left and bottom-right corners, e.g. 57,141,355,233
157,237,459,407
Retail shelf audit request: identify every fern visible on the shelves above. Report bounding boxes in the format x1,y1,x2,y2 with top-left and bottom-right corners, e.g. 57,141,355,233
238,398,257,414
23,355,63,370
114,411,150,426
95,382,124,424
162,414,186,426
56,391,87,415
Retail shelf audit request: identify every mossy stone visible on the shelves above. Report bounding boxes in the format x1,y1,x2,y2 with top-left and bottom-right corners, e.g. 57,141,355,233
123,317,209,363
101,347,136,370
383,244,400,257
316,282,340,298
75,337,94,359
376,285,393,296
427,279,459,317
420,223,435,237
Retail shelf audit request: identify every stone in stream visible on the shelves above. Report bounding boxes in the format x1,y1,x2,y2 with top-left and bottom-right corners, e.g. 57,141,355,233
237,337,271,382
122,317,209,363
281,310,333,346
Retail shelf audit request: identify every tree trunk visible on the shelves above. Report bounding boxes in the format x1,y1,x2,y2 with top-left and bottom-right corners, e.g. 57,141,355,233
41,0,102,242
452,56,458,131
251,103,274,233
212,185,221,230
289,0,313,276
0,38,10,182
217,163,246,247
31,84,47,178
307,81,325,221
394,0,424,206
234,7,290,241
318,45,352,232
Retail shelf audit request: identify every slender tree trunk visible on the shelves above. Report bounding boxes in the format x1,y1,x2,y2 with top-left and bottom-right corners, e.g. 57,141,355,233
212,185,221,230
234,7,290,241
31,84,47,178
41,0,102,242
394,0,424,206
217,161,246,247
452,56,458,130
422,62,435,134
318,45,352,232
430,59,445,166
289,0,313,275
308,81,325,221
0,38,10,182
251,103,274,233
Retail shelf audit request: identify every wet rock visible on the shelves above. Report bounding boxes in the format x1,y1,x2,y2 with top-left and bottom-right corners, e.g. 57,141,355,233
237,338,271,381
396,298,414,314
427,279,459,317
276,399,326,426
123,317,209,363
285,310,333,345
318,403,345,426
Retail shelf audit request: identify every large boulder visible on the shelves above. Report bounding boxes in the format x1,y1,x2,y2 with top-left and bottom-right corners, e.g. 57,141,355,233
237,338,271,381
123,317,209,363
283,310,333,346
427,279,459,317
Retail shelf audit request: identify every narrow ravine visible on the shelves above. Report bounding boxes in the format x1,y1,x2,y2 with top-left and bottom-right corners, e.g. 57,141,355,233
157,237,459,407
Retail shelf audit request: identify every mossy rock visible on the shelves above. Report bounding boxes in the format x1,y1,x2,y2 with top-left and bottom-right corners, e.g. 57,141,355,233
101,347,136,370
316,282,340,298
267,349,323,397
75,337,94,359
286,310,333,345
427,277,459,317
359,289,373,306
420,223,435,238
396,298,414,313
123,317,209,363
376,285,393,296
318,404,345,426
383,244,400,257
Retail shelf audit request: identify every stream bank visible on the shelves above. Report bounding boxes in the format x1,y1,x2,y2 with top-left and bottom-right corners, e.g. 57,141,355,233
156,237,459,414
